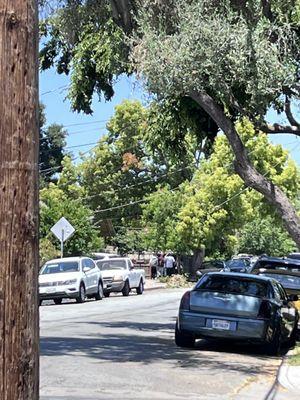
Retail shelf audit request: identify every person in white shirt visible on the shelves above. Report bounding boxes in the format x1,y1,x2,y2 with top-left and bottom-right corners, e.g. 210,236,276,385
164,253,175,277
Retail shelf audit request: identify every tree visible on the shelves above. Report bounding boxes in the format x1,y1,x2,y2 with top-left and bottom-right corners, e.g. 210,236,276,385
39,103,67,184
80,100,196,227
0,0,39,398
40,183,104,259
142,120,300,258
238,216,295,257
40,0,300,247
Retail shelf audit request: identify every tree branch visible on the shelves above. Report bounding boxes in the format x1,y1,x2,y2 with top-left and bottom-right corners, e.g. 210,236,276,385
259,123,300,136
285,96,300,129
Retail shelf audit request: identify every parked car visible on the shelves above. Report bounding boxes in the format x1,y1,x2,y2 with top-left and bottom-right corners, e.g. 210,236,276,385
251,256,300,310
224,258,250,273
95,257,146,297
39,257,104,305
287,252,300,260
175,272,299,355
196,260,226,277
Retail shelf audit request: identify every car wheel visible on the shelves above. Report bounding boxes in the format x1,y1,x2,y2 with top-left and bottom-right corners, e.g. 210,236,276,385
266,328,281,356
54,298,62,305
136,279,144,295
175,321,195,348
104,291,110,298
122,280,130,296
95,281,104,301
76,283,86,303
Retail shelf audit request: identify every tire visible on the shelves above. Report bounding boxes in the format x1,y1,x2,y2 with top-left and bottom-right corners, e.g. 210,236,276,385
122,280,130,297
175,321,195,348
76,283,86,303
266,328,281,356
95,281,104,301
136,279,144,295
54,298,62,305
104,291,110,298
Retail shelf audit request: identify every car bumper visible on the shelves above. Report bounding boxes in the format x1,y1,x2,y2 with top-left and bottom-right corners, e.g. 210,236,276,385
178,310,269,341
39,286,79,300
104,281,125,293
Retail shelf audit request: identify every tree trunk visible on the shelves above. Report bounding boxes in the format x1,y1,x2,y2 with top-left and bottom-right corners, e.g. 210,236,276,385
0,1,39,399
190,91,300,248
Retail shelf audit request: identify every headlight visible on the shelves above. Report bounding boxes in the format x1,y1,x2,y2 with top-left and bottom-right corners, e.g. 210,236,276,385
61,279,77,285
113,275,124,282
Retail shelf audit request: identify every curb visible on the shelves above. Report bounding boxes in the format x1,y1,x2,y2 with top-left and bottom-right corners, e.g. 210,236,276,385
144,284,167,291
278,348,300,393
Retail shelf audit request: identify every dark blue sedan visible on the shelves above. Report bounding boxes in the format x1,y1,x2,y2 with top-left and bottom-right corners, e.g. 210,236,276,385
175,272,299,355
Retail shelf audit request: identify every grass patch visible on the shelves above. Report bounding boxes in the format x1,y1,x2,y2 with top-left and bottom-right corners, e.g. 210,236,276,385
289,344,300,366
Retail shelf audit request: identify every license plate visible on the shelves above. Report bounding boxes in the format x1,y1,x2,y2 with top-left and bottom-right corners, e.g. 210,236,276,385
46,287,57,294
212,319,230,330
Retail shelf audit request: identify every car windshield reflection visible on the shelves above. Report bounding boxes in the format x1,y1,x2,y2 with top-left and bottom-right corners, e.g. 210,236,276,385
40,262,79,274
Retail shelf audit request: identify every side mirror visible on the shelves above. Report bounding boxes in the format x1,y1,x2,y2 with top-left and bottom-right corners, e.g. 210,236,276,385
83,266,90,273
129,266,135,271
288,294,299,302
196,271,202,277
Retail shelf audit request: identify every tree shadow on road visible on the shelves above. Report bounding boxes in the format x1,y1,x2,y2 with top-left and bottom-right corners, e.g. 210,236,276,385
40,320,284,377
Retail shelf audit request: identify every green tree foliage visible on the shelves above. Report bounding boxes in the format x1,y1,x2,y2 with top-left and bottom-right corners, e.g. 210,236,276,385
143,120,299,257
238,216,296,257
40,157,103,260
80,100,196,225
39,103,66,183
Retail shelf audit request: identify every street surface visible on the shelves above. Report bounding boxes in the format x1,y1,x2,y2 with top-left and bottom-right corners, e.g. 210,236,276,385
40,289,291,400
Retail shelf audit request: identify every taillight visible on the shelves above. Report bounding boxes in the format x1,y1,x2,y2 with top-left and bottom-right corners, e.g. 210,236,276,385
257,300,272,319
180,291,191,311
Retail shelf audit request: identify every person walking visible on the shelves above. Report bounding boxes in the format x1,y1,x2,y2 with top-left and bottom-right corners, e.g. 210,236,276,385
164,253,176,277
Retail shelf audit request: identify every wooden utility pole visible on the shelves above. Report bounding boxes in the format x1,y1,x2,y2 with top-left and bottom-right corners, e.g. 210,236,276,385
0,1,39,399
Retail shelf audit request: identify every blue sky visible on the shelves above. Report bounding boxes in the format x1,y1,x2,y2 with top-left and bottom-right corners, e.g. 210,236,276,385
40,68,300,164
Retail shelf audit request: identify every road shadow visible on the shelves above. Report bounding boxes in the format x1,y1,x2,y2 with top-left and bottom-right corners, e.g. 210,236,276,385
40,320,286,375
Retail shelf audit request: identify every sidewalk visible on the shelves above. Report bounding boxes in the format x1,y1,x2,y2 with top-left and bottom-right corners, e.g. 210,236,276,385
144,279,167,291
277,346,300,397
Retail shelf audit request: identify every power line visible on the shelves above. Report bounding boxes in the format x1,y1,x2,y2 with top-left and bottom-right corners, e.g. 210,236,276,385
40,85,69,96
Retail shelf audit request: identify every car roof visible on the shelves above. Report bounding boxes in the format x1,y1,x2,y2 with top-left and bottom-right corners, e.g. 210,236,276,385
45,257,88,263
204,271,275,283
95,257,128,262
256,256,300,266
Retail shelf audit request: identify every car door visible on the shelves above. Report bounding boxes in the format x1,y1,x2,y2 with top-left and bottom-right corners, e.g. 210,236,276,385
86,258,99,292
127,259,137,288
277,283,296,334
81,258,93,292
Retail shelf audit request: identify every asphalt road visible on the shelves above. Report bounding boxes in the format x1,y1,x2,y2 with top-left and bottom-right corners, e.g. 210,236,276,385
40,288,289,400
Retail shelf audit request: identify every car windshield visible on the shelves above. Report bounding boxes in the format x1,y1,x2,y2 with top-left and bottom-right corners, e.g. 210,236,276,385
226,259,247,269
40,261,79,274
196,275,269,297
260,273,300,290
97,260,127,271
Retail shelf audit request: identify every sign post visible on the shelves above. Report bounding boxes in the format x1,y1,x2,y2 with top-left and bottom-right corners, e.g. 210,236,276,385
51,217,75,258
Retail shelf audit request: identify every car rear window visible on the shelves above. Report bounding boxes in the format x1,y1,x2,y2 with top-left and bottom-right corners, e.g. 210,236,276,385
196,275,269,297
96,259,127,270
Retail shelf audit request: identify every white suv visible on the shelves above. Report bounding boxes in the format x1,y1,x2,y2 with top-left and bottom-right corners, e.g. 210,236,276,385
39,257,103,305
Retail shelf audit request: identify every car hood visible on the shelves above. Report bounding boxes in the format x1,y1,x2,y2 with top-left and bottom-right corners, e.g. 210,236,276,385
39,272,81,283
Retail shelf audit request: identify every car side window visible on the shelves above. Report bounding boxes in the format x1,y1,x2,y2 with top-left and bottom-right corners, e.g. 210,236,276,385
128,259,133,269
277,284,287,301
272,283,281,302
86,258,95,269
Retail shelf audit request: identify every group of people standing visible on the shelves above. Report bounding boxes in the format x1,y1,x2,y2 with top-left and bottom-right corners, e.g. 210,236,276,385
149,252,177,279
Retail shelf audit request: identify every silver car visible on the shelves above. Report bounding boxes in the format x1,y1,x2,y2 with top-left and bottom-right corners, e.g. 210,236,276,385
175,272,299,355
